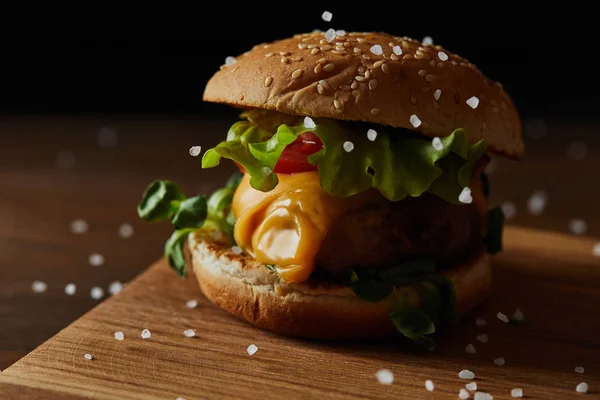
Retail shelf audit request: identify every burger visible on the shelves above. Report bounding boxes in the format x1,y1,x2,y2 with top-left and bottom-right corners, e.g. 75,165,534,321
138,31,523,346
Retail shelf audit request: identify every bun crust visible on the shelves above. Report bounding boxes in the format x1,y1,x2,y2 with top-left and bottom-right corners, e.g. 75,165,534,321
189,229,491,339
203,31,523,159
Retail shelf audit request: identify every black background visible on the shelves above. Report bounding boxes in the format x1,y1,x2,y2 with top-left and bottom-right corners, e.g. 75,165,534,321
0,6,596,119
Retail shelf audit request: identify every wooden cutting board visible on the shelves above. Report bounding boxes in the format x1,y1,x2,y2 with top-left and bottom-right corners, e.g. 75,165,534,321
1,225,600,399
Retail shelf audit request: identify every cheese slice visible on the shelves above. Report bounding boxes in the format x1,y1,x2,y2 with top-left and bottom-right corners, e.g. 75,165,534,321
232,172,378,283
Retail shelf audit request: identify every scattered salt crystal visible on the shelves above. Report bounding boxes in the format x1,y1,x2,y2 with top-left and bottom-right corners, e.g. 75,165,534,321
575,366,585,373
567,141,588,161
184,329,195,338
410,114,421,128
511,388,523,398
501,202,516,219
465,344,477,355
494,357,505,366
474,392,493,400
56,150,75,169
176,398,186,400
118,223,134,238
189,146,202,157
304,117,316,129
466,382,477,391
497,312,509,323
466,96,480,109
525,118,547,138
32,280,47,293
433,89,441,101
89,253,105,267
425,380,435,392
370,45,383,55
459,369,475,379
375,369,394,385
247,344,258,356
393,45,402,55
527,190,548,216
343,141,354,152
569,219,588,235
459,187,473,204
432,137,443,151
141,329,151,339
98,127,118,148
90,287,104,300
459,388,470,399
476,318,487,327
593,243,600,257
367,129,377,141
422,36,433,45
576,382,588,393
108,281,123,295
335,30,346,37
321,11,333,22
476,334,488,343
438,51,449,61
512,308,524,322
225,56,237,66
114,331,125,341
231,246,243,255
84,353,93,360
325,29,336,43
186,300,198,308
65,283,76,296
70,219,89,234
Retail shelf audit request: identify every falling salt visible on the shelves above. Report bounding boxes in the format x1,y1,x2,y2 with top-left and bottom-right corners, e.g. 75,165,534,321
304,117,316,129
189,146,202,157
375,369,394,385
114,331,125,341
466,96,480,109
501,202,516,219
343,141,354,152
225,56,237,66
321,11,333,22
141,329,151,339
425,380,435,392
459,370,475,379
410,114,421,128
422,36,434,45
527,190,548,216
569,219,587,235
459,388,470,399
465,344,477,355
325,29,336,43
186,299,198,308
494,357,505,366
89,253,105,267
70,219,89,234
432,137,443,151
90,287,104,300
32,280,47,293
65,283,76,296
474,392,494,400
247,344,258,356
459,187,473,204
593,243,600,257
184,329,196,338
118,223,134,238
575,366,585,373
108,281,123,295
511,388,523,398
84,353,93,360
367,129,377,141
466,382,477,391
576,382,588,393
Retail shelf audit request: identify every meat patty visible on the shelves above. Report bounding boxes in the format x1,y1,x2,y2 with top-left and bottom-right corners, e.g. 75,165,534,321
316,191,486,275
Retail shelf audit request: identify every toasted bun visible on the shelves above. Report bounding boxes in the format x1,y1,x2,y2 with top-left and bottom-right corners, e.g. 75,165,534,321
203,32,523,159
189,229,491,339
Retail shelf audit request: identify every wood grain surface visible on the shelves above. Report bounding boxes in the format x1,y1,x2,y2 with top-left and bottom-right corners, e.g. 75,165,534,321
1,226,599,399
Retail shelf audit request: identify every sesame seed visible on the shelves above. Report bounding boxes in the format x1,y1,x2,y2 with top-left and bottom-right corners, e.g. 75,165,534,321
425,380,435,392
339,85,350,91
410,96,417,104
466,96,480,109
266,52,274,57
184,329,196,338
317,58,327,64
325,28,336,43
353,47,362,53
422,36,433,45
297,44,307,49
474,392,493,400
186,299,198,308
84,353,93,360
576,383,588,393
114,331,124,341
459,389,470,399
511,388,524,398
425,74,435,82
497,312,509,323
352,89,361,98
32,280,47,293
365,70,371,79
494,357,505,366
281,57,289,63
333,99,342,109
434,89,441,100
304,117,316,129
314,64,323,74
89,253,105,267
370,108,381,116
321,11,333,22
367,129,377,141
291,69,303,79
476,318,487,326
141,329,151,339
65,283,76,295
343,141,354,152
319,80,330,89
403,54,414,60
381,63,389,74
355,76,366,82
432,137,443,151
569,219,587,235
308,44,318,49
351,81,358,89
247,344,258,355
311,48,320,55
90,287,104,300
370,44,383,55
344,42,351,48
225,56,237,66
576,366,585,373
264,76,273,87
401,41,410,48
231,246,243,255
390,54,399,61
323,63,335,72
320,39,328,45
375,369,394,385
373,60,384,68
429,60,436,67
279,51,290,56
459,370,475,380
466,382,478,391
410,114,421,128
418,69,427,77
368,80,378,91
362,54,371,60
331,50,345,55
392,45,402,55
465,343,477,354
189,146,202,157
358,66,366,73
356,37,366,43
438,51,449,61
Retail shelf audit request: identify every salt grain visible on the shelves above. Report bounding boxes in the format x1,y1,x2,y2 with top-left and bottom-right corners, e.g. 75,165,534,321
141,329,151,339
476,334,488,343
247,344,258,355
465,344,477,355
367,129,378,142
575,366,585,373
474,392,494,400
576,382,588,393
513,308,525,322
321,11,333,22
177,398,186,400
84,353,93,360
370,45,383,56
434,89,442,101
32,280,47,293
231,246,243,255
476,318,487,327
567,141,588,161
494,357,505,366
459,187,473,204
425,380,435,392
459,370,475,379
459,388,470,399
336,30,346,37
393,45,402,55
70,219,89,234
466,382,478,391
186,300,198,308
108,281,123,295
410,114,422,128
422,36,434,45
501,202,516,219
90,287,104,300
569,219,588,235
376,369,394,385
343,141,354,152
89,253,105,267
114,331,125,341
56,150,75,169
325,29,336,43
432,137,443,151
304,117,316,129
438,51,449,61
189,146,202,157
466,96,480,109
184,329,195,338
593,243,600,257
65,283,76,296
118,223,134,238
225,56,237,66
511,388,523,398
497,312,509,323
527,190,548,216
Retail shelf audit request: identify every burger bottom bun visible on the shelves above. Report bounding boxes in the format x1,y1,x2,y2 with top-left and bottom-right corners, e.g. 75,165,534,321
189,229,491,339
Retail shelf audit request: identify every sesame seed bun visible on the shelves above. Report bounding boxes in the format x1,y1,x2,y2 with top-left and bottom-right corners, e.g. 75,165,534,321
189,229,491,339
203,31,524,159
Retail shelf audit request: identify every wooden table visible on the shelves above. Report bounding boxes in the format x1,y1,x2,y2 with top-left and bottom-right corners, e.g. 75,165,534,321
0,115,598,372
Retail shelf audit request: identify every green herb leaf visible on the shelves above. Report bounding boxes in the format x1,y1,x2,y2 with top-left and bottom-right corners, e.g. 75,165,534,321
171,196,207,229
165,229,195,278
264,264,277,273
225,171,243,190
485,207,504,254
390,307,436,348
248,125,299,168
377,259,436,283
351,278,394,302
240,109,300,132
137,180,186,222
207,188,234,220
